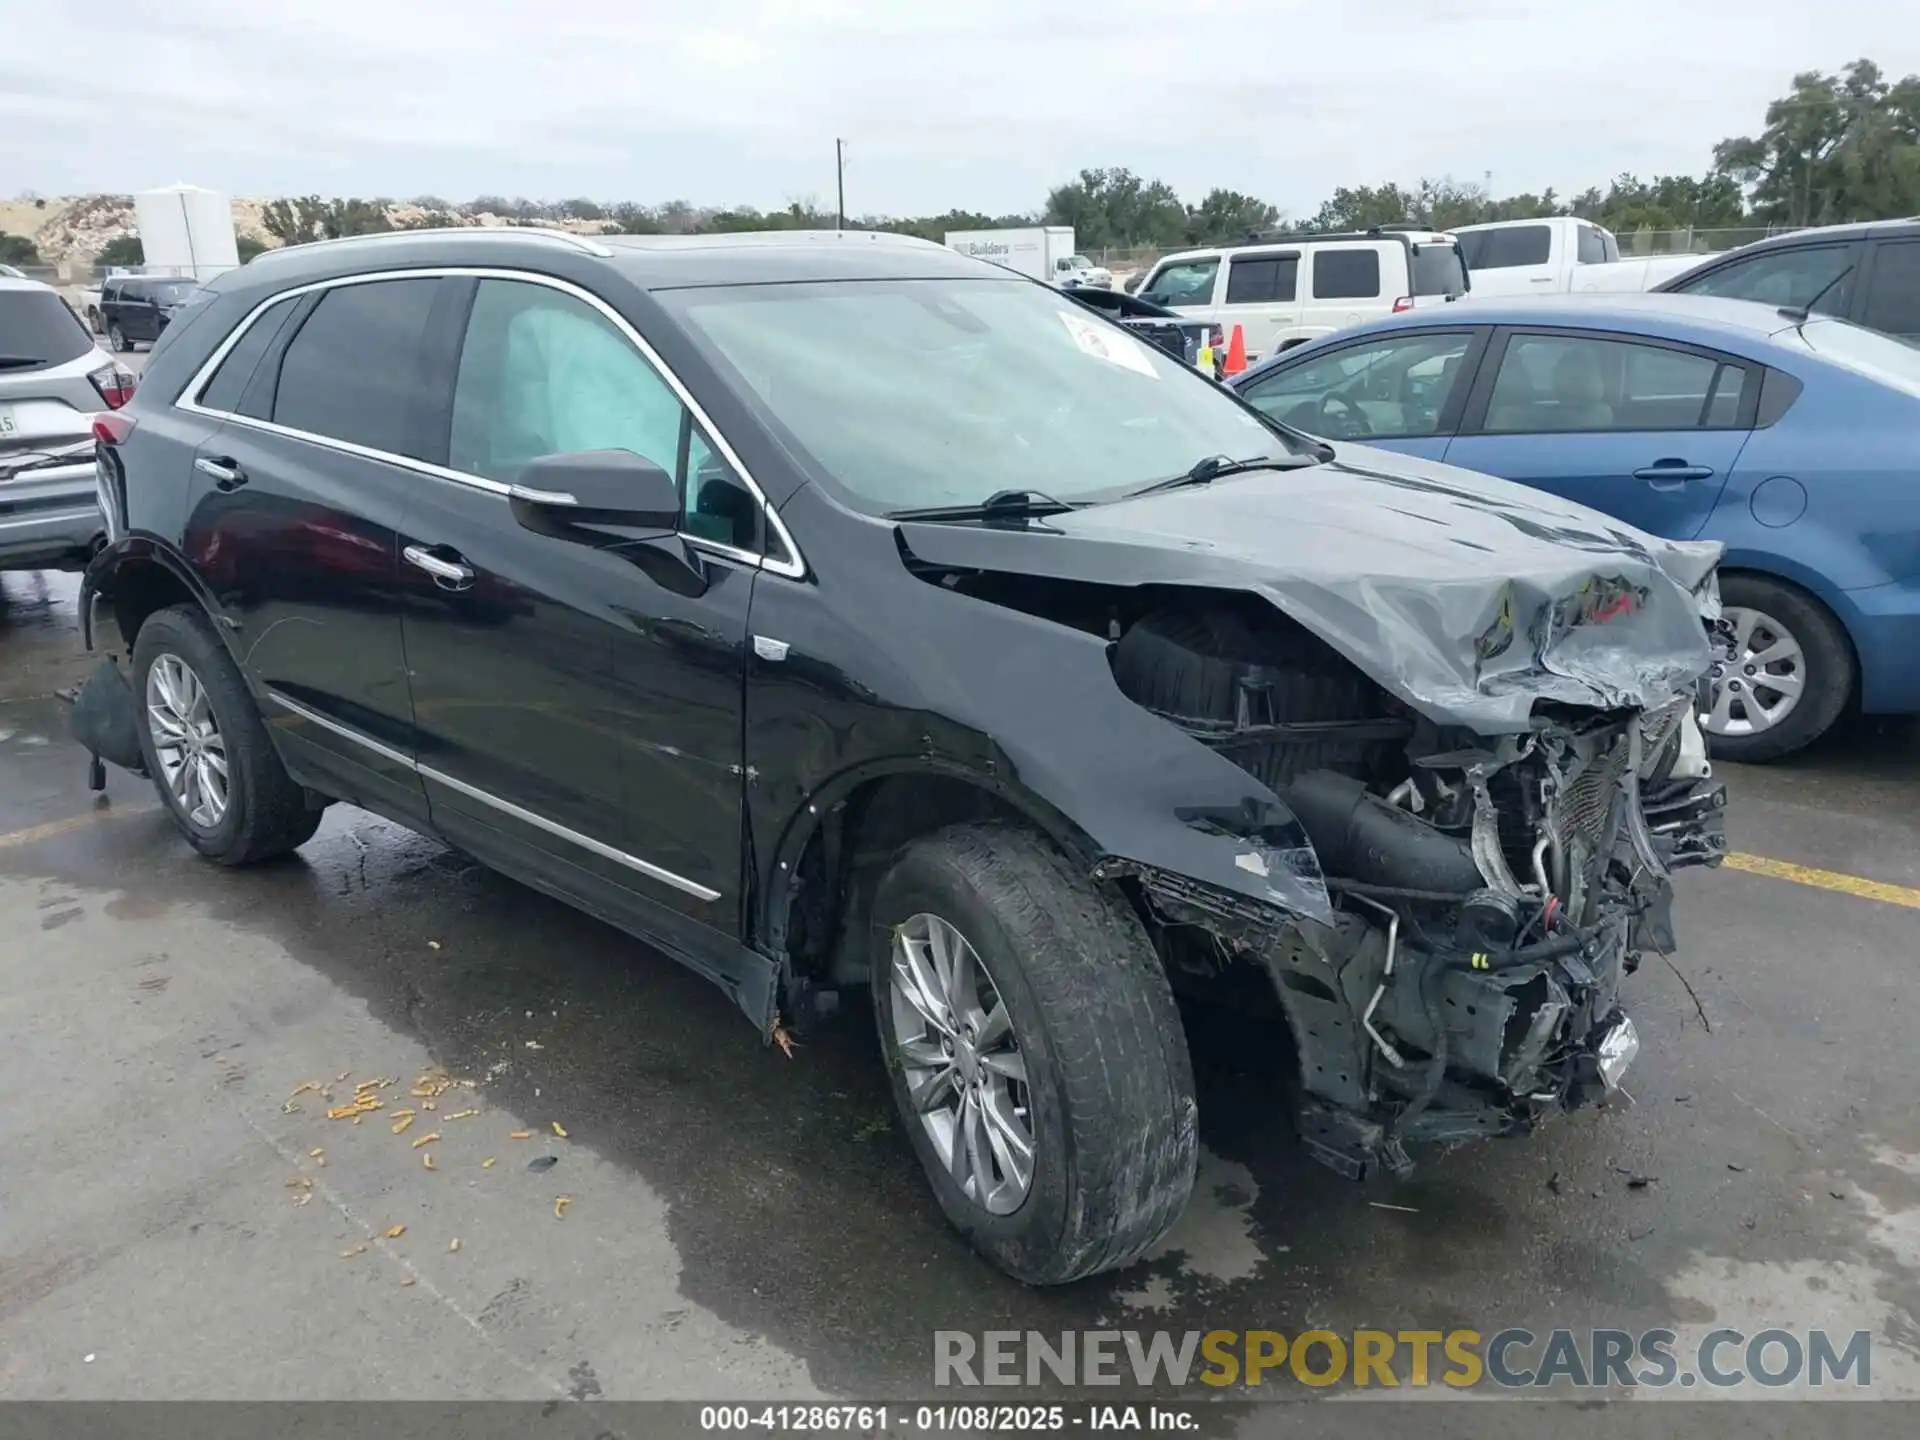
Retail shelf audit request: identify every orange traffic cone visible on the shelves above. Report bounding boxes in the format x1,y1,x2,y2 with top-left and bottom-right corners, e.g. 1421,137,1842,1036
1223,324,1248,377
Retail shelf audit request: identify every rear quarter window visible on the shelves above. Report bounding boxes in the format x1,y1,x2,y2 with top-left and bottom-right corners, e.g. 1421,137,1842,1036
1311,249,1381,300
0,287,96,372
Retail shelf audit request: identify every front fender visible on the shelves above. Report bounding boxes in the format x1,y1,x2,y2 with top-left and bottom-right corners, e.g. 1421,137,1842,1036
745,496,1332,951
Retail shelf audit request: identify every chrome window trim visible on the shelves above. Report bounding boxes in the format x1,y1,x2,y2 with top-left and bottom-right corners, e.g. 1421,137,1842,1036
176,266,807,580
266,689,720,903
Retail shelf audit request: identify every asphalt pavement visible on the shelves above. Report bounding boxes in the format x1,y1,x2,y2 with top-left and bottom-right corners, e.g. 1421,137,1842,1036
2,565,1917,1423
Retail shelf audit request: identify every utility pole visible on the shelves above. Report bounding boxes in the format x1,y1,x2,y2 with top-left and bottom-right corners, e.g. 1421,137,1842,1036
835,138,846,231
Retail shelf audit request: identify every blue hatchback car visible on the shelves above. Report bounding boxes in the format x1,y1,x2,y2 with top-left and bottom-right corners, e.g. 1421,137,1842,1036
1229,294,1920,760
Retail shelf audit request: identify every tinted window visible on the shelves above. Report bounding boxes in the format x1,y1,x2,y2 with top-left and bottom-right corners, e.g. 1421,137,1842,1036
1789,318,1920,397
0,287,95,371
1576,226,1609,265
449,278,685,486
1459,225,1552,270
1240,332,1475,439
1411,242,1467,296
1141,259,1219,306
1484,333,1737,433
682,424,761,553
272,279,441,457
665,277,1301,513
197,296,301,413
1224,255,1298,305
1861,241,1920,340
1677,244,1854,313
1312,249,1381,299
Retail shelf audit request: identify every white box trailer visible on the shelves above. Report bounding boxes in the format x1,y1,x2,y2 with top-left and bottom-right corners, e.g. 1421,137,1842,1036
944,226,1111,288
133,184,241,281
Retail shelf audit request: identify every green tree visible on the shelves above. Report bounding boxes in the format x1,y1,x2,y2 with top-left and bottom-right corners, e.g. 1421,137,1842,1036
1044,168,1188,248
1714,59,1920,225
97,235,144,267
1184,188,1280,245
236,235,268,263
0,232,39,266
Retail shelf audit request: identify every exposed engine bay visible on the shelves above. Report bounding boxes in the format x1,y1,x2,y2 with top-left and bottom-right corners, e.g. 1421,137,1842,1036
1101,595,1729,1180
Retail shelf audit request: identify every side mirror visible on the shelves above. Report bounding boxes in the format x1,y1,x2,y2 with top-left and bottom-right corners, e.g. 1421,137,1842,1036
508,450,679,536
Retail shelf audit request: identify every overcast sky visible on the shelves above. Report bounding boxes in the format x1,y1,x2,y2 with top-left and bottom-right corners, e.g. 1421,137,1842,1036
4,0,1915,218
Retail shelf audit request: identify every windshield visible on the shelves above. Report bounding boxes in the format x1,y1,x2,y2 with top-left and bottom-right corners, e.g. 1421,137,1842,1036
0,288,95,370
1411,241,1468,296
663,278,1296,513
1785,317,1920,395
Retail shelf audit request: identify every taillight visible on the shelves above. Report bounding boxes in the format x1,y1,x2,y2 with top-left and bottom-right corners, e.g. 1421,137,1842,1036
1392,296,1414,313
89,363,137,410
93,413,137,445
1209,326,1225,348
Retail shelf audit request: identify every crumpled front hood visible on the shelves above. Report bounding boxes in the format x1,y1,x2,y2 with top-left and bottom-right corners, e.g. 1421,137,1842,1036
897,443,1722,732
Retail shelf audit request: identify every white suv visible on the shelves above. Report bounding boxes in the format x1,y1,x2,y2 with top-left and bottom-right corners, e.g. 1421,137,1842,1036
1136,229,1469,359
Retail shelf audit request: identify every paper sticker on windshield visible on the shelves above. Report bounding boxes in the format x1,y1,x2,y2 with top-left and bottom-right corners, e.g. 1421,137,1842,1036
1056,311,1159,379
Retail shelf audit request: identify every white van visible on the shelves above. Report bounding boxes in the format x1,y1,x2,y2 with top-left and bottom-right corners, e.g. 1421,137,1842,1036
1135,230,1469,358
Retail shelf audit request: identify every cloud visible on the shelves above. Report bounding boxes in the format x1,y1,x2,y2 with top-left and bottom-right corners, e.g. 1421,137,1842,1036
3,0,1915,216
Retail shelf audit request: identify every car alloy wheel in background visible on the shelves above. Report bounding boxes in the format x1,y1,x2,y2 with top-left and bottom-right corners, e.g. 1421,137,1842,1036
1705,605,1805,740
887,911,1035,1215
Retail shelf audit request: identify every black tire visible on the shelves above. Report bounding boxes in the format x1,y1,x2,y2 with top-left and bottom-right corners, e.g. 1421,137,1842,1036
87,306,103,335
131,604,323,865
108,322,129,353
870,822,1196,1285
1706,574,1854,763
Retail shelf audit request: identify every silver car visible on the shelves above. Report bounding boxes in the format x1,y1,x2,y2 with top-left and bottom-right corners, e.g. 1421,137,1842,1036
0,277,133,571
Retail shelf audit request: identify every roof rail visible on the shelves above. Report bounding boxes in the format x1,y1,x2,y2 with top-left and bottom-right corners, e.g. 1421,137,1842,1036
250,226,615,264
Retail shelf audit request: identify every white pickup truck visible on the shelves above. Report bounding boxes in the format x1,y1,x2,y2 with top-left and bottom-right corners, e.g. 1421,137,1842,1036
1451,218,1711,297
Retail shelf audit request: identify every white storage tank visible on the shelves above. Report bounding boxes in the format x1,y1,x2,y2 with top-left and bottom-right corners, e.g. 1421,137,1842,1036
134,184,240,280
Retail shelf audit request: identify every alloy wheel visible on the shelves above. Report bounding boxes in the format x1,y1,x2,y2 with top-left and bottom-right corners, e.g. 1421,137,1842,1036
888,912,1035,1215
146,653,230,829
1704,605,1805,739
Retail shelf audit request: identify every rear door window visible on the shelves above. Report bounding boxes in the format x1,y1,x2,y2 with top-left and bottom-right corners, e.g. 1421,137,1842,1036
196,296,303,414
1141,259,1220,306
271,278,443,458
1460,225,1552,270
1483,333,1744,433
1223,254,1298,305
1674,244,1856,313
0,287,96,372
1861,241,1920,341
1311,249,1382,300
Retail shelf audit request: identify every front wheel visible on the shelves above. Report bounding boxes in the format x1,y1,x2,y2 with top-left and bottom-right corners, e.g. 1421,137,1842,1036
870,822,1197,1285
131,605,323,865
1703,575,1854,763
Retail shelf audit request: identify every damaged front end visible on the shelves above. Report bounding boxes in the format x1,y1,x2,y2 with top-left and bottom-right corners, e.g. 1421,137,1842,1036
1104,602,1727,1183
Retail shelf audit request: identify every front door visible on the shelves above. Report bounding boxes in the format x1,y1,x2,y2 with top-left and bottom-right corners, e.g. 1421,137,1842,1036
1445,328,1754,539
178,273,448,820
398,274,757,967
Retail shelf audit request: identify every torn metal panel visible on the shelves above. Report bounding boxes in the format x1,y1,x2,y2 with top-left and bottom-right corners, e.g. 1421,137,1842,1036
897,446,1723,734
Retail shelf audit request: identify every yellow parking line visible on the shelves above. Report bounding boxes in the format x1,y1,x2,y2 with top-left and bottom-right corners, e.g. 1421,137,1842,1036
0,804,156,851
1724,852,1920,911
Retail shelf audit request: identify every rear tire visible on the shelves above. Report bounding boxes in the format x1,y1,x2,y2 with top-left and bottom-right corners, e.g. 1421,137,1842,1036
1704,574,1853,763
131,604,323,865
870,822,1197,1285
108,322,129,353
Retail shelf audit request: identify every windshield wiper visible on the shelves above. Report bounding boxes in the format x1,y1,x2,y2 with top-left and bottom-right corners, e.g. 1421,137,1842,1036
1126,453,1319,500
0,355,49,369
888,489,1080,523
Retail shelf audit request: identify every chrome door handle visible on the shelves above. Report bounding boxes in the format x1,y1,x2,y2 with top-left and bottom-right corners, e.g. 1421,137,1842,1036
403,545,475,586
194,456,246,489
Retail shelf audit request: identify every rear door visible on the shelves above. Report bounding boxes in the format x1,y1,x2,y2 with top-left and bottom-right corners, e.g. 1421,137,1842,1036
178,275,448,821
1857,238,1920,343
1218,249,1302,355
1234,327,1486,462
1444,326,1756,538
1299,244,1387,340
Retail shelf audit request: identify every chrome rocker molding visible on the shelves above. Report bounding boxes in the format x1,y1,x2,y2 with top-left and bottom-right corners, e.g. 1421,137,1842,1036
265,689,721,903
